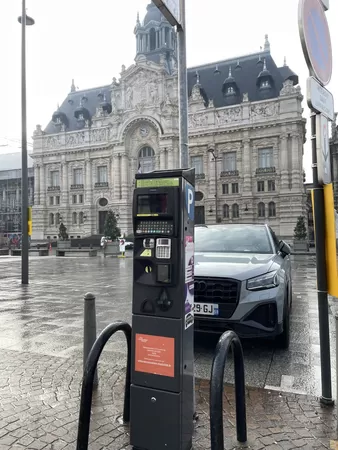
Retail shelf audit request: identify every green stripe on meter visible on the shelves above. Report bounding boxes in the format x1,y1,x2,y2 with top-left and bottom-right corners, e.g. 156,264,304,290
136,178,180,188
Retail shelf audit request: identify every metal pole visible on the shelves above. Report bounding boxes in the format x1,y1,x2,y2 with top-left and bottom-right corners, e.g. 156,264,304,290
214,156,218,222
311,112,333,405
21,0,29,285
178,0,188,168
83,293,98,388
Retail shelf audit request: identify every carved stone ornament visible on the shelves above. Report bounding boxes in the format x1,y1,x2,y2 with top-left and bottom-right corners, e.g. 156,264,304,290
34,124,43,136
44,127,109,150
190,84,203,102
280,79,297,96
216,107,242,125
251,102,278,118
242,93,249,102
188,113,208,129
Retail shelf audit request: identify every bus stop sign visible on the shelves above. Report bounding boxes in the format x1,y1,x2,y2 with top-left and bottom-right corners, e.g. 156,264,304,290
298,0,332,86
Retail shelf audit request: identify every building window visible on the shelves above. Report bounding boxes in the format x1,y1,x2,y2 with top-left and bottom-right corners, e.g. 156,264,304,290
232,203,239,219
261,80,270,88
191,156,203,175
268,201,276,217
79,212,84,224
258,202,265,218
149,28,156,50
51,171,60,187
97,166,108,183
49,197,54,206
257,181,265,192
223,204,229,219
73,168,83,185
222,184,229,195
49,213,54,226
79,194,84,204
223,152,236,171
268,180,275,191
56,196,60,205
72,212,77,224
55,213,60,225
227,86,235,94
72,195,77,204
139,147,155,173
232,183,239,194
258,148,273,168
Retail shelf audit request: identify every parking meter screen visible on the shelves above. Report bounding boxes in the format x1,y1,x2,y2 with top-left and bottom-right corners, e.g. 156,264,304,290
137,194,168,215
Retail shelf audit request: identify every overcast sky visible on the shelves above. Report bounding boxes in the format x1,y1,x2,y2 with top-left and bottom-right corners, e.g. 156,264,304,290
1,0,337,181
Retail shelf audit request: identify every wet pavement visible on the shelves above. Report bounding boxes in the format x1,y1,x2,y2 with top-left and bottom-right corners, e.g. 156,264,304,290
0,253,338,449
0,253,336,397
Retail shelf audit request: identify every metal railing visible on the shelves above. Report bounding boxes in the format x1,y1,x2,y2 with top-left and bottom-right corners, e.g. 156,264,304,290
210,330,247,450
76,321,132,450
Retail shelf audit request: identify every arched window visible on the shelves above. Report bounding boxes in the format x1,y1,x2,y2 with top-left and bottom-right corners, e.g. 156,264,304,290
258,202,265,218
79,212,84,224
72,212,77,225
149,28,156,50
138,146,155,173
232,203,239,219
223,204,229,219
55,213,60,226
49,213,54,226
268,201,276,217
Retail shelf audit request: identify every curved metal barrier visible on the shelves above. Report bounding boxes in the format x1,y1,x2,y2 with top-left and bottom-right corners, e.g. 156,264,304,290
76,321,132,450
210,330,247,450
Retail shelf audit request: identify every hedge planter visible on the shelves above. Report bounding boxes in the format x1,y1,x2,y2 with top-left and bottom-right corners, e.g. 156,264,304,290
103,242,120,257
293,240,309,252
57,240,71,250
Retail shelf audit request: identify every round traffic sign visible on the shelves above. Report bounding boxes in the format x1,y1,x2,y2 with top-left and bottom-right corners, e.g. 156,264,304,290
298,0,332,86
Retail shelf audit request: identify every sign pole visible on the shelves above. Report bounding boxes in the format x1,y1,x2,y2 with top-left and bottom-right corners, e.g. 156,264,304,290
311,111,333,404
299,0,334,405
177,0,188,169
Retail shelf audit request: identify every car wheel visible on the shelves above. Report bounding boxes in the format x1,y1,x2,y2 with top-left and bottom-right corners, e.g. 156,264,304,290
276,296,290,349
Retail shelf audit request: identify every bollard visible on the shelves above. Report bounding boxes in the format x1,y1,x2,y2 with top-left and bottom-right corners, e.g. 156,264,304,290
83,293,98,388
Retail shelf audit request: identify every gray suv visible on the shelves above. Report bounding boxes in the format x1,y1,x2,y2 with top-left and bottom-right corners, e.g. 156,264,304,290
193,224,292,348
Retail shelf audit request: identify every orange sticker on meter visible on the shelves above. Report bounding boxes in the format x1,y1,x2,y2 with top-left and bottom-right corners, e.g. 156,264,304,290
135,334,175,378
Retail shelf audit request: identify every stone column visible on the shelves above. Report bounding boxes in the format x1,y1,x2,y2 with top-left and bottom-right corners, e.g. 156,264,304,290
40,164,46,206
160,149,166,169
62,162,68,205
2,188,5,202
168,147,174,169
279,134,289,190
291,133,300,189
34,165,40,205
85,159,92,204
121,154,128,199
110,156,115,197
114,155,121,200
242,139,251,193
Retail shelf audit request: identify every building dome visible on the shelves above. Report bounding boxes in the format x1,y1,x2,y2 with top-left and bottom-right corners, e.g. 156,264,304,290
144,2,163,25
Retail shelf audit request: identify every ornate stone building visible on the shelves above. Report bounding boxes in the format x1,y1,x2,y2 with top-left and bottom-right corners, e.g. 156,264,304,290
32,2,307,240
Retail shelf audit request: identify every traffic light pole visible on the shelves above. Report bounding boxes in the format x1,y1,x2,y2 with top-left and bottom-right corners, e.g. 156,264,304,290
311,112,333,405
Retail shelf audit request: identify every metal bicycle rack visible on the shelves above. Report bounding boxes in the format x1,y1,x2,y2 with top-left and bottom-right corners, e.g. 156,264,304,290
210,330,247,450
76,321,132,450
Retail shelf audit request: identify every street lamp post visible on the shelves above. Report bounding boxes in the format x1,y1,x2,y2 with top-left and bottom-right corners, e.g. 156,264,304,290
18,0,34,285
208,147,218,223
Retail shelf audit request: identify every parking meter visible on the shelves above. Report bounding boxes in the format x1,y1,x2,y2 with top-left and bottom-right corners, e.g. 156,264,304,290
130,168,195,450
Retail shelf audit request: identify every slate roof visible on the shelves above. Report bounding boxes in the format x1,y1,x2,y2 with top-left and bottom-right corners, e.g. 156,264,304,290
188,50,299,108
44,85,111,135
0,152,33,171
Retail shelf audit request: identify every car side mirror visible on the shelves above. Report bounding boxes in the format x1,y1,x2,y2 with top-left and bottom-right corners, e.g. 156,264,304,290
278,240,291,256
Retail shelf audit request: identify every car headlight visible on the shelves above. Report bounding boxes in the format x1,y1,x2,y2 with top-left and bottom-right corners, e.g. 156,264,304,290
246,271,279,291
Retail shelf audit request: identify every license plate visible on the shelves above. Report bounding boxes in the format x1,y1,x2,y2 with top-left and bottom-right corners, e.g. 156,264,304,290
194,303,219,316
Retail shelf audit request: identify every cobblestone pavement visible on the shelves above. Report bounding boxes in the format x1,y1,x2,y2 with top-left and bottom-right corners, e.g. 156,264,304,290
0,253,336,397
0,253,338,448
0,350,337,449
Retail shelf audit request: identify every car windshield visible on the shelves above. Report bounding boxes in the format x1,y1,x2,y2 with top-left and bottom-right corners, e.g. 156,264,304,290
195,225,273,254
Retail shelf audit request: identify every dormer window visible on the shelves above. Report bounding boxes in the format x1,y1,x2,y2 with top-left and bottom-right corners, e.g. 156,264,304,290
227,86,235,94
261,80,270,88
